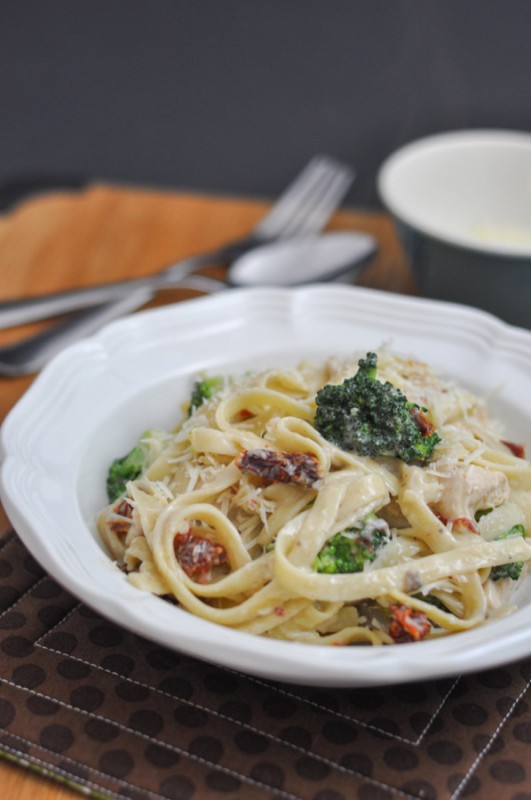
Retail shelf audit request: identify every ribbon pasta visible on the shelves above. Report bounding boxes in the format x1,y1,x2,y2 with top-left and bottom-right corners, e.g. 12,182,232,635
98,351,531,646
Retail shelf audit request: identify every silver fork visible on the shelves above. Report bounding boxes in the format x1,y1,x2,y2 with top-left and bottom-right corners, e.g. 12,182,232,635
0,155,354,376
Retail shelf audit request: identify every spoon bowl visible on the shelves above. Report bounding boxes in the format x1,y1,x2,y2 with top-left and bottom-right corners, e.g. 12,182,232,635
228,232,376,287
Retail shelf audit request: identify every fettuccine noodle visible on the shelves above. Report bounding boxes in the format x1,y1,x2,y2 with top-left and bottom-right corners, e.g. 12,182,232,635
98,350,531,645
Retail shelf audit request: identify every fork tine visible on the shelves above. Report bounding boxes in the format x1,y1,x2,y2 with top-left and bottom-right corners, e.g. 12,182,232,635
253,155,354,240
254,156,352,239
277,166,355,238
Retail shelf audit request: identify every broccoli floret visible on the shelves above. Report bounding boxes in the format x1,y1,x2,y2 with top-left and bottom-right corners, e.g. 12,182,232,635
106,429,168,502
189,376,223,416
107,446,144,502
491,524,526,582
314,352,440,464
413,593,449,613
313,515,390,574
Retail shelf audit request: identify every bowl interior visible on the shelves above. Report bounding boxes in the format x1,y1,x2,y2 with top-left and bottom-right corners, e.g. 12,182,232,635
378,131,531,256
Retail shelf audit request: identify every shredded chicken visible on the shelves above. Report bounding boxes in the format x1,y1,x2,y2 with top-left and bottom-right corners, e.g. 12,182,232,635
434,464,510,521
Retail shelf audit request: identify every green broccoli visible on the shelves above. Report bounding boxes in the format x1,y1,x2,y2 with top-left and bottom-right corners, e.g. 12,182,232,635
314,352,440,464
189,376,223,416
106,429,168,502
413,593,449,613
490,524,526,582
313,515,390,574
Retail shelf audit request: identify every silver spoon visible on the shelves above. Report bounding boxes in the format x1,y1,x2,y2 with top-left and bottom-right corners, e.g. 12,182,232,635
0,231,376,377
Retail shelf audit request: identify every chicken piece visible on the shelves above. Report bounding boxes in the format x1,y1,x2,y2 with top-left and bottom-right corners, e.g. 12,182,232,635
434,464,510,521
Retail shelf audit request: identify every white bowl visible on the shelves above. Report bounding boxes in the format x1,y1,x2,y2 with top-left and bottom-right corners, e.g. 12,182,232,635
377,130,531,328
3,286,531,687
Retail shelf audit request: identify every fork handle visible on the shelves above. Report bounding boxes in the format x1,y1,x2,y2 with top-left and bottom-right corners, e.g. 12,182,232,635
0,274,225,377
0,239,252,330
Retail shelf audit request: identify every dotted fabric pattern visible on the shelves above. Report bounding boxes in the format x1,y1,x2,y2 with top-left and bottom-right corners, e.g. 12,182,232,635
1,531,531,800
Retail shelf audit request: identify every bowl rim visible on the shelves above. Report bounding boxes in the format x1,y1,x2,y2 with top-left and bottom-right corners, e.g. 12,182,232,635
377,128,531,258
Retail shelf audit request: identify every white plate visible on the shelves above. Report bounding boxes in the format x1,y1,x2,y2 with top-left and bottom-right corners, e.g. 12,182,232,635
2,285,531,687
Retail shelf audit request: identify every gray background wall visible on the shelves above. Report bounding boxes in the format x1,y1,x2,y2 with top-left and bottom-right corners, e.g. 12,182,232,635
0,1,529,208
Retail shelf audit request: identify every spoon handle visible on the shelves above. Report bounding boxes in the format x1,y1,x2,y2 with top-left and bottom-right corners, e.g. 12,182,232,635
0,275,225,377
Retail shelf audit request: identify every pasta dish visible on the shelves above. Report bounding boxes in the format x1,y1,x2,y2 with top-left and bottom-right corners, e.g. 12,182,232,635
97,350,531,646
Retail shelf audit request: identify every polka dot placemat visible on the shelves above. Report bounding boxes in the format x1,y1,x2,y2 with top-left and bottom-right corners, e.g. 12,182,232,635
1,529,531,800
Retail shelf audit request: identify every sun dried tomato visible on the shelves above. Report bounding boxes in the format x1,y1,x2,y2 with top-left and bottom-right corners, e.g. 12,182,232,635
109,498,134,538
236,448,323,488
501,440,526,459
114,499,133,519
452,517,480,535
109,520,132,538
388,604,431,644
409,407,437,437
174,532,228,584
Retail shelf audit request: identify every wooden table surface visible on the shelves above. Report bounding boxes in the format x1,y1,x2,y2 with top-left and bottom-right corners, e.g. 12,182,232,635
0,183,411,799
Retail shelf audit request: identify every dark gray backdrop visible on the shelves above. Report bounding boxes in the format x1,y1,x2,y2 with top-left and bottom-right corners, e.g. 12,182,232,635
0,1,529,208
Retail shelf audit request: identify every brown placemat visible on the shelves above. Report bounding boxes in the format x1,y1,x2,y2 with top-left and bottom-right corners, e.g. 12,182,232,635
1,529,530,800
